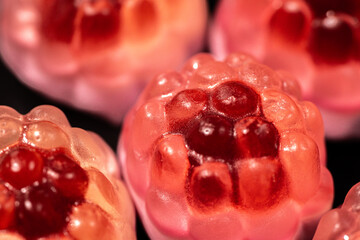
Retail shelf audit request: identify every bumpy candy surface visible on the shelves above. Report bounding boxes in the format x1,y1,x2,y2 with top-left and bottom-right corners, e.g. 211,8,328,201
0,0,207,123
314,182,360,240
0,105,135,239
210,0,360,138
118,53,334,240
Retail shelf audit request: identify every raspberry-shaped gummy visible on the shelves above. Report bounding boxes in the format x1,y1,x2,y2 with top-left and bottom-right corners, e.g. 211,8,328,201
119,53,334,240
314,182,360,240
0,0,207,123
211,0,360,138
0,105,135,240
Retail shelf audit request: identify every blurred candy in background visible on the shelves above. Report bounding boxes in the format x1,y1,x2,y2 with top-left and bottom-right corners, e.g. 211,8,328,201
210,0,360,138
314,182,360,240
0,0,207,123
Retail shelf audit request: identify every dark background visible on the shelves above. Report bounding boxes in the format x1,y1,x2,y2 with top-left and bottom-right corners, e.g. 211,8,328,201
1,1,360,239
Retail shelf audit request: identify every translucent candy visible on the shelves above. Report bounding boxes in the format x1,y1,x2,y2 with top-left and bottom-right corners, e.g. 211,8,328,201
0,105,135,239
119,53,334,239
0,0,207,123
314,182,360,240
68,203,120,240
189,162,232,210
211,0,360,138
0,184,15,229
150,134,189,193
1,147,44,189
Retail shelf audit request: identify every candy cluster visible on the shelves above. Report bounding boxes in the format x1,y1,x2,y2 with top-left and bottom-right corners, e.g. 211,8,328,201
119,53,334,240
211,0,360,138
0,105,135,240
3,1,360,239
0,0,207,122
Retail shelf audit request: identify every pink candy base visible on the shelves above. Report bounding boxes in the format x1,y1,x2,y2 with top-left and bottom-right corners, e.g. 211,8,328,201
119,139,175,240
119,139,334,240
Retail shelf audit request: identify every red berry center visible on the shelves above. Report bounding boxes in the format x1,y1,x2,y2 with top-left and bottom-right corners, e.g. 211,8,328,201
166,89,208,131
308,15,355,64
46,154,89,199
269,1,310,43
191,170,227,206
185,114,235,161
0,148,44,189
41,0,122,46
0,146,88,238
166,81,284,210
269,0,360,64
210,81,259,119
16,184,70,238
235,117,279,159
304,0,359,17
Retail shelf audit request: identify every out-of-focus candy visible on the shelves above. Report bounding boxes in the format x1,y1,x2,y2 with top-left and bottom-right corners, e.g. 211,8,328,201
314,182,360,240
0,0,207,123
118,53,334,240
0,105,135,240
210,0,360,138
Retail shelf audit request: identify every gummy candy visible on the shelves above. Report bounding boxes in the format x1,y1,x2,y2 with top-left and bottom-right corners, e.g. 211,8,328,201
314,182,360,240
0,0,207,123
118,53,334,240
210,0,360,138
0,105,135,239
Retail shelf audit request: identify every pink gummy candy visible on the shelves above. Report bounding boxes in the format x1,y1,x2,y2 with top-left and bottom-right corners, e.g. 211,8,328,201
210,0,360,138
0,0,207,123
118,53,334,240
314,182,360,240
0,105,135,240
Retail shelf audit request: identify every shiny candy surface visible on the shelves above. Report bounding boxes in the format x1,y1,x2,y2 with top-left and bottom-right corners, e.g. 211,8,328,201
16,184,71,238
0,105,135,240
46,153,89,199
0,148,44,189
119,53,334,240
0,184,15,230
314,182,360,240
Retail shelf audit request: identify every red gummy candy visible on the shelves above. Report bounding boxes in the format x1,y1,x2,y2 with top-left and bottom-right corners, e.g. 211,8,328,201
119,53,334,240
314,182,360,240
0,0,207,123
210,0,360,138
0,105,135,240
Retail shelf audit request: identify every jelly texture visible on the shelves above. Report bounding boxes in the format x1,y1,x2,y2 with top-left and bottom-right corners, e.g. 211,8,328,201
314,182,360,240
210,0,360,138
119,53,334,240
0,105,135,240
0,0,207,123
